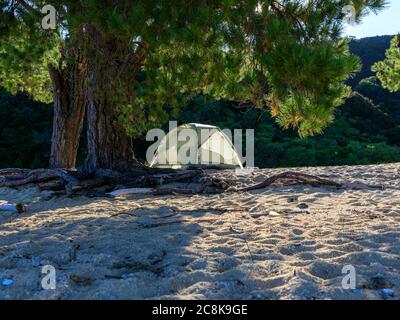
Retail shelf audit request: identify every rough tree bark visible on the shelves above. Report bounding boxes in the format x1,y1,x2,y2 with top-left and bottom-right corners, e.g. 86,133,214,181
85,91,135,173
83,26,138,173
48,48,86,169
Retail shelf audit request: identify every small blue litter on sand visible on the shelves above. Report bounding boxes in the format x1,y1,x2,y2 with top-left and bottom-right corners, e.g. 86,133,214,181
2,279,13,286
382,289,394,295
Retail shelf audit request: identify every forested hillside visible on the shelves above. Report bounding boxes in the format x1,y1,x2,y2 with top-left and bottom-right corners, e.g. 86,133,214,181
1,36,399,168
348,35,394,86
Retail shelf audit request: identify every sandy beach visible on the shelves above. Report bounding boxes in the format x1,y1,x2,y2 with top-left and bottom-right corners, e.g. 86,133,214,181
0,163,399,300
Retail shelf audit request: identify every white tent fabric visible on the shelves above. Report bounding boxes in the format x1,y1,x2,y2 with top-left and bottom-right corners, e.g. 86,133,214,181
150,123,243,169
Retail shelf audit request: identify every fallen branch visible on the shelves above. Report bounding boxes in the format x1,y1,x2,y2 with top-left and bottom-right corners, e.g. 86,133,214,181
107,188,155,197
66,177,106,195
153,188,198,196
38,179,65,191
95,168,202,187
110,211,137,218
0,168,32,177
141,217,219,228
0,169,79,188
343,182,385,190
69,240,80,261
234,171,342,192
108,186,204,197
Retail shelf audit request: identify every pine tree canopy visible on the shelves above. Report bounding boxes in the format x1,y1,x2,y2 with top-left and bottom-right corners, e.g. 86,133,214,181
0,0,388,136
373,35,400,93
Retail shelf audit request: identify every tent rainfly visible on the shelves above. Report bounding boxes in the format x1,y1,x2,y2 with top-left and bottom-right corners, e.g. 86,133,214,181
149,123,243,169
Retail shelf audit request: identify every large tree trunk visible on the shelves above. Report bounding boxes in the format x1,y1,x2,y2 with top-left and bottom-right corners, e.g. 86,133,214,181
82,26,137,173
48,50,86,169
85,91,135,173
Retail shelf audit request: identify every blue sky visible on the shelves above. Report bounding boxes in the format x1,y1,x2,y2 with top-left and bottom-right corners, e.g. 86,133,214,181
345,0,400,38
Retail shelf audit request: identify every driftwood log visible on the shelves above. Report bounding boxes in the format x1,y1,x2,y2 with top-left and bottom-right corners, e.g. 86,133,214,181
0,168,207,196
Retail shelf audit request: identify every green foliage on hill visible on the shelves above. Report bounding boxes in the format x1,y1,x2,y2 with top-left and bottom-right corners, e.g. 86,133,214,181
348,35,393,86
373,35,400,92
1,35,400,168
0,90,53,168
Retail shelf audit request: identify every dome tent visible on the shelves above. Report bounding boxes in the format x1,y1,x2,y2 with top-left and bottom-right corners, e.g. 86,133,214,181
149,123,243,169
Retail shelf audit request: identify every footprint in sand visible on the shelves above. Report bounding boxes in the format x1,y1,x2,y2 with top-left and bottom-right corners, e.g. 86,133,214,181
216,257,240,272
292,229,304,236
307,261,342,280
278,243,319,256
209,247,236,255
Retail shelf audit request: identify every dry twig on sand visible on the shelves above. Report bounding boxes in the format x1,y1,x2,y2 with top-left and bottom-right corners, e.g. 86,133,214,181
141,217,219,228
